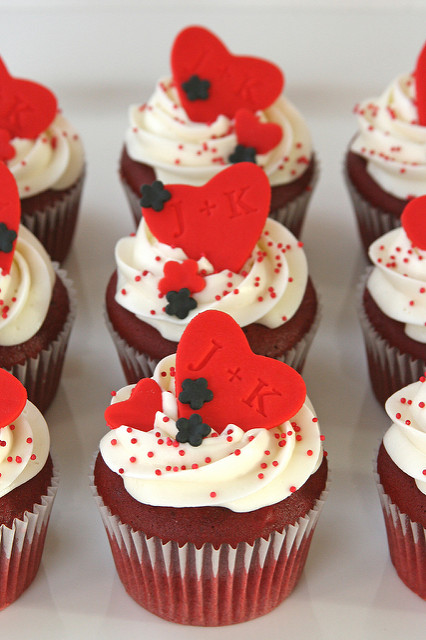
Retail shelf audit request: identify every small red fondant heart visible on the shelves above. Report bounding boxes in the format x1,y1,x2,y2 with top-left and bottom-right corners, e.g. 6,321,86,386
0,162,21,276
143,163,270,273
175,310,306,434
171,26,284,123
401,195,426,249
104,378,163,431
158,259,206,296
235,108,283,154
0,369,27,428
0,57,57,140
0,129,16,162
415,41,426,126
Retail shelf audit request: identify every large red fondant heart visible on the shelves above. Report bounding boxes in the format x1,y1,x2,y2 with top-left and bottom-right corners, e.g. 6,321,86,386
175,310,306,434
142,163,270,273
0,57,57,140
0,369,27,428
0,162,21,276
104,378,163,431
401,195,426,249
171,26,284,123
235,108,283,154
415,41,426,126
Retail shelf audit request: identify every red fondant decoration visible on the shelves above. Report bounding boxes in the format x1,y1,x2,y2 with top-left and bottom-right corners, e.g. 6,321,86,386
143,163,270,273
171,26,284,123
0,369,27,428
105,378,163,431
401,195,426,249
235,108,283,154
415,41,426,126
0,162,21,276
0,57,57,140
176,310,306,434
0,129,15,162
159,259,206,295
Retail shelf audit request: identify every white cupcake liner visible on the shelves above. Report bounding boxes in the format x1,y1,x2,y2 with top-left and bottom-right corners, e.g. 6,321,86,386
105,298,321,385
121,160,319,239
4,266,77,413
0,462,59,610
90,465,328,625
374,456,426,599
21,170,85,263
357,270,426,407
344,165,401,256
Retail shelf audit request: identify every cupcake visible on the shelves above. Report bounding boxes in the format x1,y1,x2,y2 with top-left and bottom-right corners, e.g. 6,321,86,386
119,25,318,237
106,163,319,384
0,368,58,609
93,309,328,625
358,195,426,407
0,57,85,262
345,41,426,255
0,162,76,412
376,379,426,599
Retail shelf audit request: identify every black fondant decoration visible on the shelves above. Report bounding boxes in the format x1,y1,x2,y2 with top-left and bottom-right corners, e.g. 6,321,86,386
178,377,213,410
0,222,17,253
229,144,257,164
140,181,172,211
165,288,197,319
175,413,211,446
181,75,211,101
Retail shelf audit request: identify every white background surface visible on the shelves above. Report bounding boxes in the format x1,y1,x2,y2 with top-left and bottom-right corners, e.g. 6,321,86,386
1,2,425,638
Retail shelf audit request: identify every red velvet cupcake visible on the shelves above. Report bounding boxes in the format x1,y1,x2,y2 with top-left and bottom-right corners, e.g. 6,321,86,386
93,310,328,625
120,26,318,237
0,57,85,262
345,41,426,256
0,369,58,609
107,163,320,384
375,380,426,599
0,163,76,412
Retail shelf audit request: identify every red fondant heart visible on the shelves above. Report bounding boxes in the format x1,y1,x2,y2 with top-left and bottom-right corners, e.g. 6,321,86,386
158,259,206,296
0,57,57,140
415,41,426,126
0,369,27,428
235,108,283,154
0,162,21,276
143,163,270,273
175,310,306,434
104,378,163,431
171,26,284,123
401,195,426,249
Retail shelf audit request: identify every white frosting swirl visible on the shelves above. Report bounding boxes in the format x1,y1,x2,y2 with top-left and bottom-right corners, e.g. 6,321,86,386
350,73,426,199
115,217,308,342
100,354,323,512
0,398,50,498
0,225,54,346
125,76,312,187
367,226,426,342
384,380,426,495
7,112,85,198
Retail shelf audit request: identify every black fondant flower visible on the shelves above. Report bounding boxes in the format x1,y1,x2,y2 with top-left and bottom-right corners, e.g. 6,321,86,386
178,378,213,410
140,181,171,211
175,414,211,447
0,222,17,253
165,288,197,319
228,144,257,164
182,75,211,101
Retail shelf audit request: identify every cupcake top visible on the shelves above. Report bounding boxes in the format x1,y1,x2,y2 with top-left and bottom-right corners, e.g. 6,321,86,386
0,368,49,498
350,41,426,200
100,310,324,512
114,163,309,342
0,57,84,199
384,377,426,495
0,163,54,346
124,25,313,187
